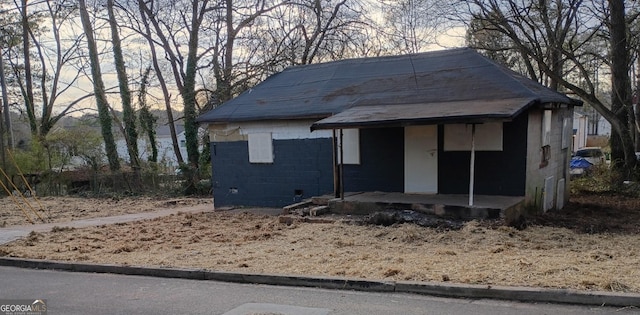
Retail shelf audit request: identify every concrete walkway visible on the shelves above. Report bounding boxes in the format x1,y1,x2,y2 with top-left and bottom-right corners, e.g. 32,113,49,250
0,203,214,245
1,203,639,308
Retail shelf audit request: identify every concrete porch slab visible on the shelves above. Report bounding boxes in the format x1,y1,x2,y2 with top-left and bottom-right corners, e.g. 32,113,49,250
328,192,524,220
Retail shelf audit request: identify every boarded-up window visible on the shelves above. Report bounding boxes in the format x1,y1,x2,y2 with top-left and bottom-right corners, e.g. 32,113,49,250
444,122,503,151
542,110,552,146
561,117,570,149
338,129,360,165
248,133,273,163
540,110,553,167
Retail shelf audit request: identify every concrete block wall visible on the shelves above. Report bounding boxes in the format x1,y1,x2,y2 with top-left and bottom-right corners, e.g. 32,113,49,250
525,106,573,213
208,120,334,207
211,139,334,207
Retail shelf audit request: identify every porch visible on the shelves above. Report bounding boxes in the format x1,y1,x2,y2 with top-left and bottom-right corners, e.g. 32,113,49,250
320,191,524,220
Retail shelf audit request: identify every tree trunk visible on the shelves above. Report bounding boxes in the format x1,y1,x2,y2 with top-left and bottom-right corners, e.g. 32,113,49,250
182,0,203,169
20,0,37,136
137,0,184,165
0,44,13,149
107,0,140,171
139,67,158,163
608,0,637,178
635,54,640,152
79,0,120,172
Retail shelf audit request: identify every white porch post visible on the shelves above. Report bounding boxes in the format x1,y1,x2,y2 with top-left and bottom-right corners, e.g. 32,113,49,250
469,124,476,206
339,129,344,200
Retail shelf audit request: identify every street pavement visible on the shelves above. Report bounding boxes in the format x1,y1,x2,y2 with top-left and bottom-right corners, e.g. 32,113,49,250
1,266,636,315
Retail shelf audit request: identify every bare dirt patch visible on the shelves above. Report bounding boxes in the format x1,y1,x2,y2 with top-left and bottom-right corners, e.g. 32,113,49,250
0,196,211,227
1,193,639,293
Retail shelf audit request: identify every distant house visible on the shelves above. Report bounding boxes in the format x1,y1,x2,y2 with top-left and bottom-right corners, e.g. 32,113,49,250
197,48,581,213
116,124,188,169
573,109,612,151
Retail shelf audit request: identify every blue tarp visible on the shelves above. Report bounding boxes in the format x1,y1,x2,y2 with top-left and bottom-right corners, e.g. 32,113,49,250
570,157,593,169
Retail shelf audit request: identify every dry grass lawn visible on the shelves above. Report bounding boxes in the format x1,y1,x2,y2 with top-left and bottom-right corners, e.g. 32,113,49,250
1,193,639,293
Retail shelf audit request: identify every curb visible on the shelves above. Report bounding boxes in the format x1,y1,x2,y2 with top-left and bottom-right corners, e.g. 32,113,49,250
1,257,639,307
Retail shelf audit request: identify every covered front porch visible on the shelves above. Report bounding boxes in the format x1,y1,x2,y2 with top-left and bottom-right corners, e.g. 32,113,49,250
320,191,524,220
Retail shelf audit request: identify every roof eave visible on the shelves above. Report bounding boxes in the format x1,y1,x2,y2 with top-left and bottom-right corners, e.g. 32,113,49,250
198,113,333,125
311,114,516,131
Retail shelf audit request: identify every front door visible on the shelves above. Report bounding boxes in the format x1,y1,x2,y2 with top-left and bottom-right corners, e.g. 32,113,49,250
404,125,438,193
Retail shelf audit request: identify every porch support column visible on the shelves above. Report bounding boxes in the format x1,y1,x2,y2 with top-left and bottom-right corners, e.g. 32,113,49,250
339,129,344,200
332,129,339,198
469,124,476,206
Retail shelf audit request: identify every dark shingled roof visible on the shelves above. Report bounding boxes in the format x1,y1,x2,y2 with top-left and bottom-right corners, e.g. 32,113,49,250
197,48,580,128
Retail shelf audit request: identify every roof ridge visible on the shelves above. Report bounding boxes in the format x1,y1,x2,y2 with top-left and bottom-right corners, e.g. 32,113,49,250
471,51,554,99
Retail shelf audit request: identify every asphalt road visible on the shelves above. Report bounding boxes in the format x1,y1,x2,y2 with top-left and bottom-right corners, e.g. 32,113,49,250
0,267,636,315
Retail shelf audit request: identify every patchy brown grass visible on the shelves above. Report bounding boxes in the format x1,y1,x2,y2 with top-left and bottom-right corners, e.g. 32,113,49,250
1,193,639,293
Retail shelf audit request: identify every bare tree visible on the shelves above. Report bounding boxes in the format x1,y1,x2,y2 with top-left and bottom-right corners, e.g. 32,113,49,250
135,0,219,172
208,0,372,104
132,0,184,165
19,0,36,135
0,28,14,151
460,0,638,177
138,67,158,163
6,0,96,141
79,0,120,171
107,0,140,170
377,0,443,53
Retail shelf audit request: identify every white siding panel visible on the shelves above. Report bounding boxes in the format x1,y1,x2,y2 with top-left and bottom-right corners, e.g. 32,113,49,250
241,121,332,139
556,178,565,210
543,176,555,212
338,129,360,165
444,122,503,151
248,133,274,163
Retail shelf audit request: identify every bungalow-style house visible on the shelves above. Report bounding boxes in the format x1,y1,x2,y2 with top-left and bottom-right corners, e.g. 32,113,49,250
197,48,581,215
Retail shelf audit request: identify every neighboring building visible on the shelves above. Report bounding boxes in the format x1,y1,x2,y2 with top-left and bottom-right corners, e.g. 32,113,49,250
197,48,581,213
115,124,188,170
573,110,611,152
573,112,588,151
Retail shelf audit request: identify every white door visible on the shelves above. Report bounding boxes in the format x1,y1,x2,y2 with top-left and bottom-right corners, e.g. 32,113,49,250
404,125,438,193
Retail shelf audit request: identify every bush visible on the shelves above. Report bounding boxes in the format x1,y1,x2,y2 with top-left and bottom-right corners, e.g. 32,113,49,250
570,164,640,197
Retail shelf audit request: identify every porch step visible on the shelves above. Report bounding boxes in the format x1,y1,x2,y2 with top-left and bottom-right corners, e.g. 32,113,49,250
326,191,524,220
282,200,313,215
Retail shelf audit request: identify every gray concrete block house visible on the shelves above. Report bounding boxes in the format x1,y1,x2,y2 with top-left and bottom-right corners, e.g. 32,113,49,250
197,48,581,215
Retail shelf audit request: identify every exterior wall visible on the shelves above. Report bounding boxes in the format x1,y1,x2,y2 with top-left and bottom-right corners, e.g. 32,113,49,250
525,107,574,212
209,123,405,207
207,107,574,209
343,128,404,192
209,120,333,207
438,114,528,196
